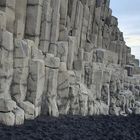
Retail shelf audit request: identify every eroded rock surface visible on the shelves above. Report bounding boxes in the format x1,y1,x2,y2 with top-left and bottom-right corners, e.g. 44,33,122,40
0,0,140,125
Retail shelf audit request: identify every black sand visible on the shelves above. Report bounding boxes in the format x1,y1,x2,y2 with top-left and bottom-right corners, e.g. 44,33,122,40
0,115,140,140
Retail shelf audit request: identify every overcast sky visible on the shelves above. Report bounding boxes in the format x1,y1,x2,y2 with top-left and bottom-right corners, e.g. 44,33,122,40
110,0,140,60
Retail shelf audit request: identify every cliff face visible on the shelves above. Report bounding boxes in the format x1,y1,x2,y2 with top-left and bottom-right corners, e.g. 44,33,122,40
0,0,140,126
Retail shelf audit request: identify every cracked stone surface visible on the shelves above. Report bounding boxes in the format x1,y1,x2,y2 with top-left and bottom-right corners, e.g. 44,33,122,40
0,0,140,126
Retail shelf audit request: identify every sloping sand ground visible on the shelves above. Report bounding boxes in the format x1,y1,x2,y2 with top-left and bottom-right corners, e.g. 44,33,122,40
0,115,140,140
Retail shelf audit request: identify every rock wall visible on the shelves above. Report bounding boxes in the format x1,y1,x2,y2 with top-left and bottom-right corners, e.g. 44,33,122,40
0,0,140,125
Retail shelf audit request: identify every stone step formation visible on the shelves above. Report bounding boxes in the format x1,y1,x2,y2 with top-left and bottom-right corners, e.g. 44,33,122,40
0,0,140,126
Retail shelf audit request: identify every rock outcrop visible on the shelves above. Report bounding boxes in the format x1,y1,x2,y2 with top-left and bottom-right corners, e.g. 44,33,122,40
0,0,140,125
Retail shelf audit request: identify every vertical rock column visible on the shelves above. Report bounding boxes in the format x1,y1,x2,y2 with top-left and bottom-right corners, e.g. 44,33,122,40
72,1,83,50
12,39,30,103
95,0,102,49
0,11,6,30
59,0,68,41
101,2,112,50
14,0,27,39
56,42,70,115
122,45,127,66
26,40,45,117
88,0,97,45
72,1,84,85
109,16,118,52
67,36,76,70
0,24,17,125
0,0,16,33
12,39,36,120
42,54,60,117
49,0,61,55
39,0,52,54
0,29,13,99
117,41,125,65
80,4,90,49
92,63,104,100
25,0,43,47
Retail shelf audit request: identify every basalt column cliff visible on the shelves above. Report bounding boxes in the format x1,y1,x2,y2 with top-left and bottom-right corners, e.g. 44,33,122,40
0,0,140,126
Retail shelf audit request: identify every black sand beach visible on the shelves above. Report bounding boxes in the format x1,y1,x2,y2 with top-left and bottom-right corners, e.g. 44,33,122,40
0,115,140,140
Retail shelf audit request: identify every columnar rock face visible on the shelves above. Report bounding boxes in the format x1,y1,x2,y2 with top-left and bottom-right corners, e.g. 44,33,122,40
0,0,140,125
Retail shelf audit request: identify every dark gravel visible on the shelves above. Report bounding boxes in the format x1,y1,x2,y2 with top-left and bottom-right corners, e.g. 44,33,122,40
0,115,140,140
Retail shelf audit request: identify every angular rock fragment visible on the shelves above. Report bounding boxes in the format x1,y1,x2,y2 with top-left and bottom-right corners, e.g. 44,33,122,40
0,99,16,112
0,112,15,126
27,59,45,110
20,101,35,120
13,107,24,125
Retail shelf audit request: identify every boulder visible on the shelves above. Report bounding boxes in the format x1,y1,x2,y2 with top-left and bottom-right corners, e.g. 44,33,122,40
0,99,16,112
13,107,24,125
0,112,15,126
20,101,35,120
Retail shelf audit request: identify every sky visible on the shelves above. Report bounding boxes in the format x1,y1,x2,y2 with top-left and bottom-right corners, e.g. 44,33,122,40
110,0,140,60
